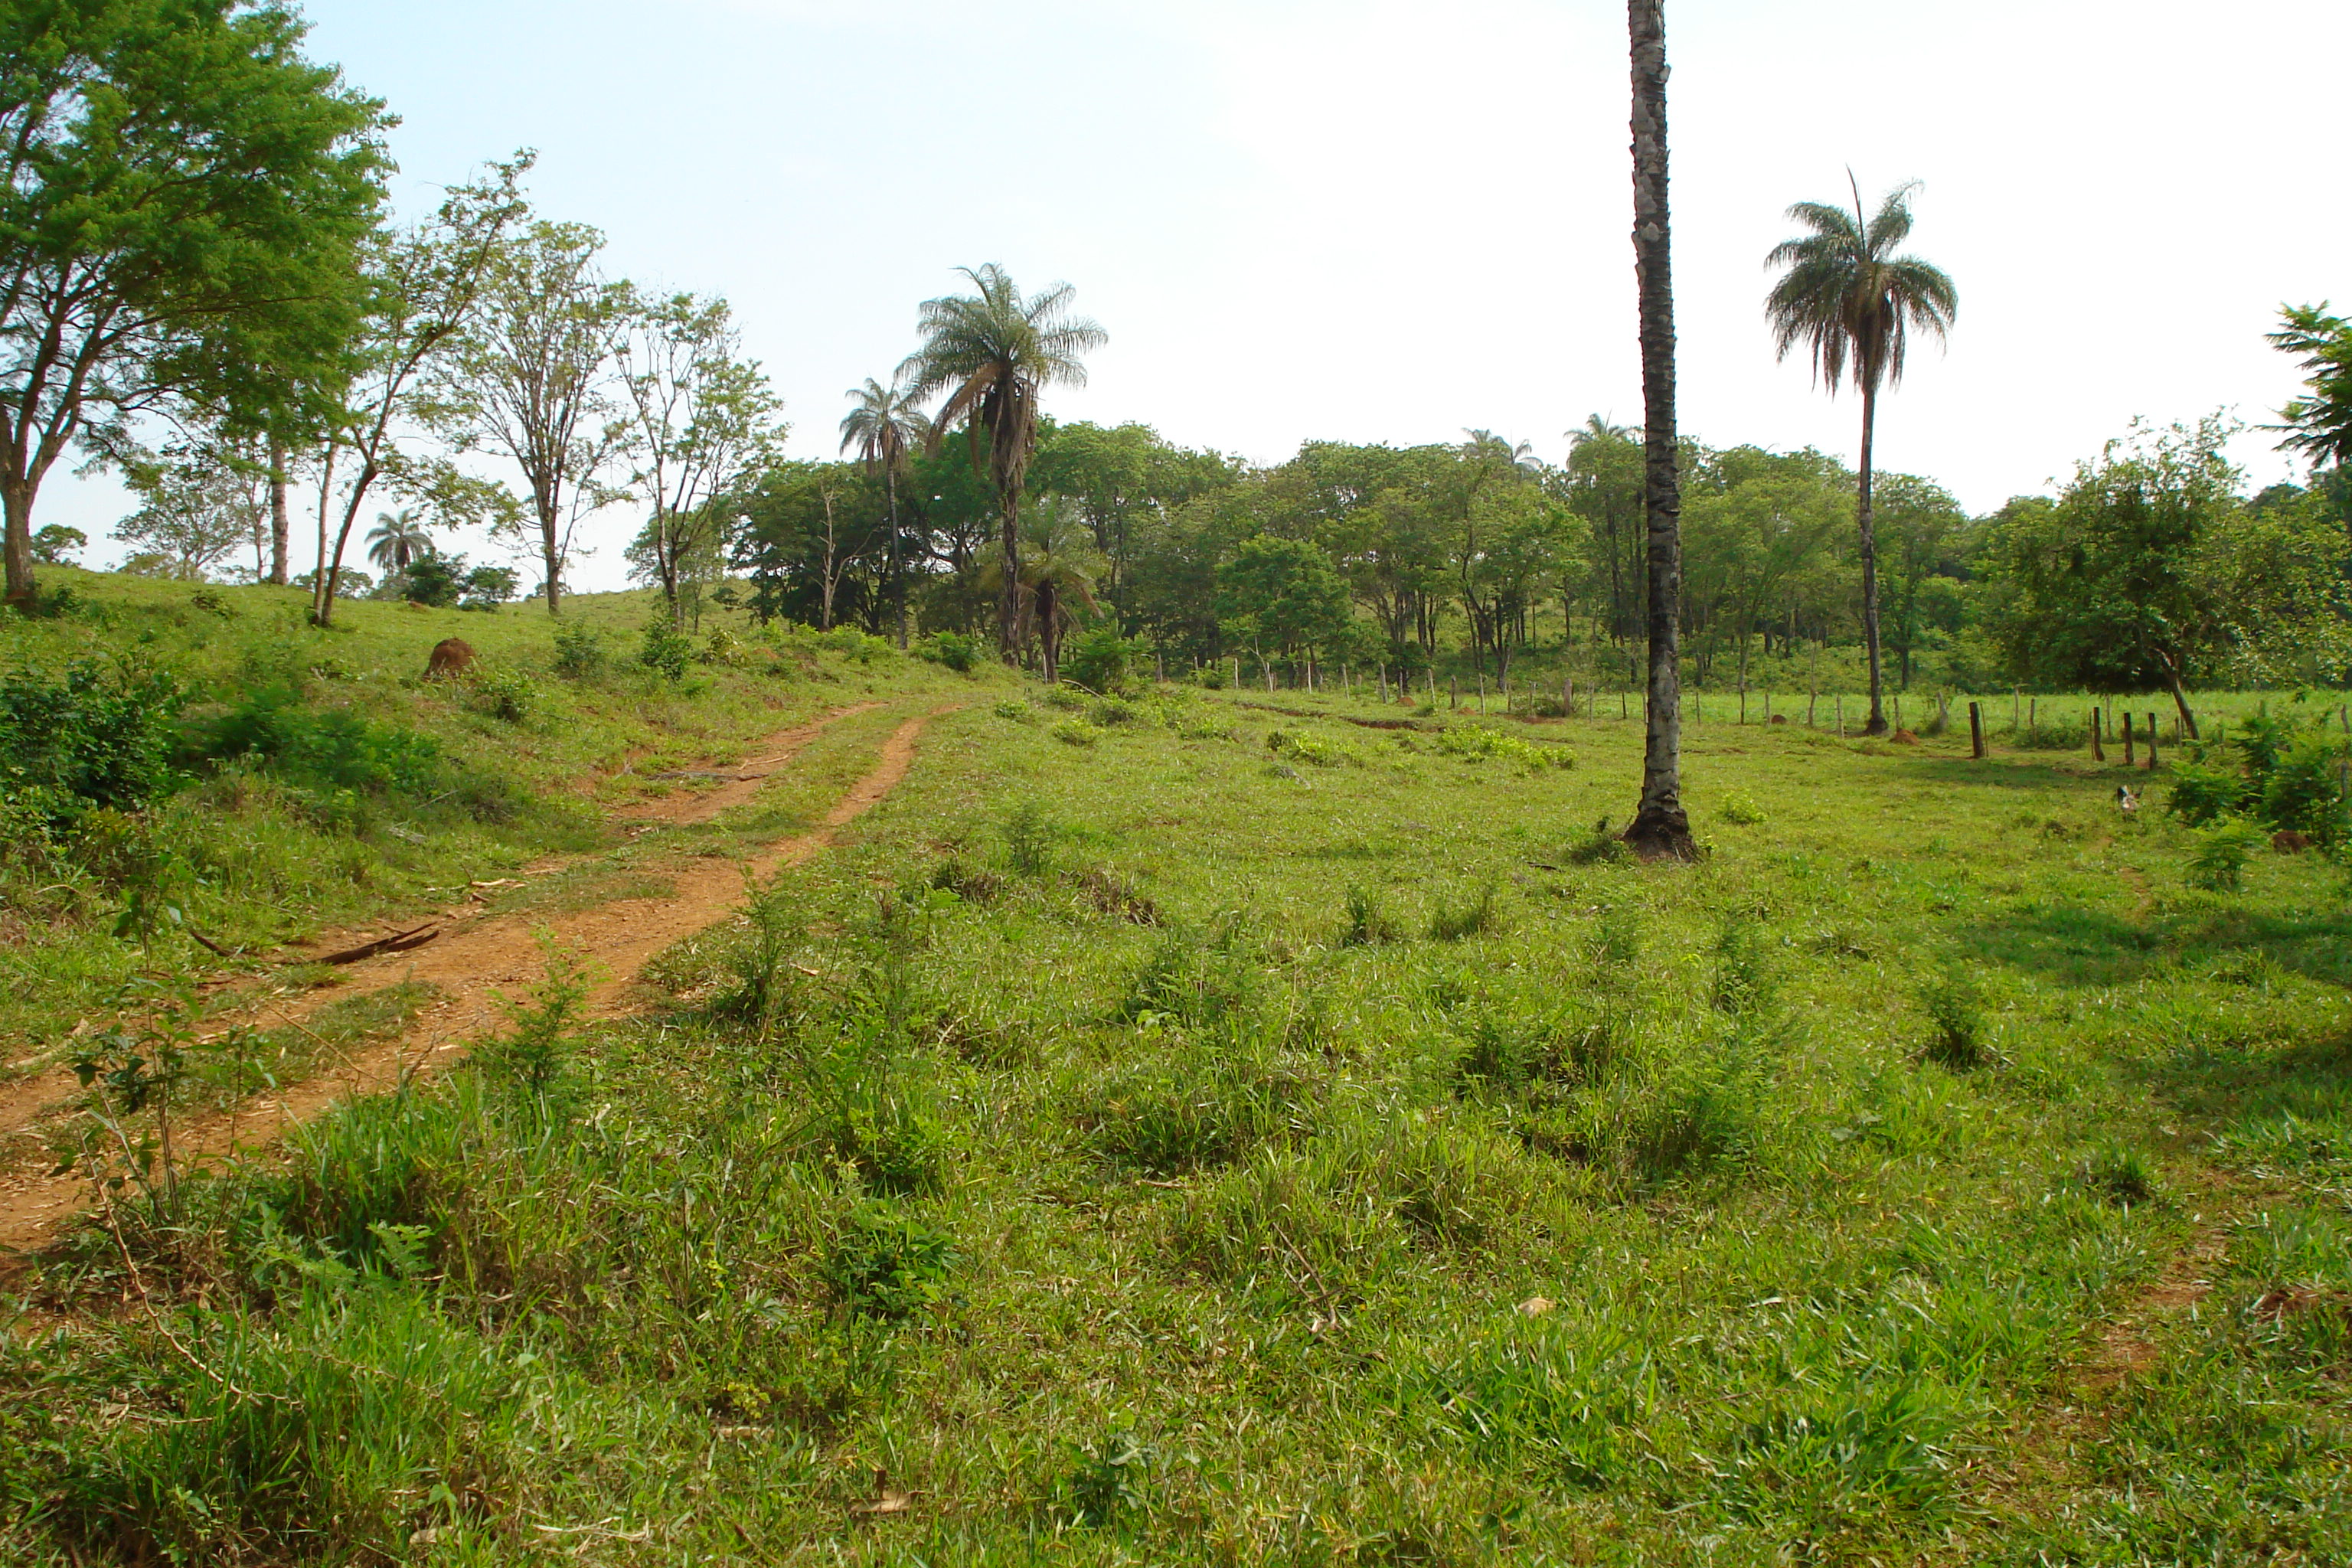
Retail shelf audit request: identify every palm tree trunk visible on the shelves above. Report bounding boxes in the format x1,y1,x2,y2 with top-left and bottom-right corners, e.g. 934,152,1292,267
998,488,1021,661
1857,381,1888,734
1622,0,1694,861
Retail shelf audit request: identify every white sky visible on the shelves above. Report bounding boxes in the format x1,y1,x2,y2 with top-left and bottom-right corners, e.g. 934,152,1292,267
52,0,2350,589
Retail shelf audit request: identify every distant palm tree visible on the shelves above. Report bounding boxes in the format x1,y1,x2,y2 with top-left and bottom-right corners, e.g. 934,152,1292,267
1765,176,1956,737
839,377,931,648
985,500,1101,684
899,265,1106,658
364,508,433,573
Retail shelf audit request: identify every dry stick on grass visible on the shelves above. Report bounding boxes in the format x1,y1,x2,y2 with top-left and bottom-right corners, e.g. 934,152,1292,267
312,923,441,966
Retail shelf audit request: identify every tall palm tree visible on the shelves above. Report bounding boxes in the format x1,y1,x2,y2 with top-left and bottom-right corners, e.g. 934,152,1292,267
839,377,931,649
899,265,1106,658
364,507,432,574
1765,176,1956,737
1622,0,1694,861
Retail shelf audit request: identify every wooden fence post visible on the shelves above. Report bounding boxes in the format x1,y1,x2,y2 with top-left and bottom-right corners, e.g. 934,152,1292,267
1894,695,1904,733
1836,694,1844,737
2146,713,2158,769
1808,685,1818,727
1563,675,1573,719
2123,711,2135,766
1969,701,1984,760
2091,707,2105,763
1449,676,1458,710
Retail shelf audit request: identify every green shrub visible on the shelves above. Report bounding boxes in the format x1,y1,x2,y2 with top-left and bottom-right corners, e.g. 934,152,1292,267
991,697,1034,724
1050,718,1098,747
1001,799,1060,877
465,662,535,724
191,689,442,799
550,619,608,679
2188,818,2265,891
1062,625,1146,694
919,630,983,672
1720,792,1767,825
1194,662,1230,690
639,619,694,681
2262,731,2350,844
0,658,189,822
2164,759,2248,826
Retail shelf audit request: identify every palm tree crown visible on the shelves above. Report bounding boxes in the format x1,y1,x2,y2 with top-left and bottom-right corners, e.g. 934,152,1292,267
839,377,932,649
898,264,1106,655
364,508,433,573
1764,177,1955,736
838,377,931,477
1765,178,1956,398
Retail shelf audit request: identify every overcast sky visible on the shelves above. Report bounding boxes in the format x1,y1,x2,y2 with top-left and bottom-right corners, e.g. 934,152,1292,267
55,0,2352,587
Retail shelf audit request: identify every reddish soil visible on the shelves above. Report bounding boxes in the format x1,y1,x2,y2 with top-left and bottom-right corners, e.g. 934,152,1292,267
0,704,942,1259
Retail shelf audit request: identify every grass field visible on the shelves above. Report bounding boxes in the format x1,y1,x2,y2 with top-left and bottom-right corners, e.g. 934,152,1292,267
5,575,2352,1563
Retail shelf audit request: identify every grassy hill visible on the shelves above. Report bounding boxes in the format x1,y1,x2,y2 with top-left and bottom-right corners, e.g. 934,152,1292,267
5,573,2352,1563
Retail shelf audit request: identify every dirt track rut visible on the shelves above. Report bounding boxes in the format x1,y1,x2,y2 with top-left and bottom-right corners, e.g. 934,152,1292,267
0,704,944,1258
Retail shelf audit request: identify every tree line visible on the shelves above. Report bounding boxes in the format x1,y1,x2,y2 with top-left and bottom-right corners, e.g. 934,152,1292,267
5,0,2347,727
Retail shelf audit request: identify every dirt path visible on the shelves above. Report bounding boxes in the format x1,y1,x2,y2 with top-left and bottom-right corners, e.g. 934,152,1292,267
0,704,945,1259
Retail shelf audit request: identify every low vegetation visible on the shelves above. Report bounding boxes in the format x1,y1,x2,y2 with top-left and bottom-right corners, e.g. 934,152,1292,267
5,577,2349,1562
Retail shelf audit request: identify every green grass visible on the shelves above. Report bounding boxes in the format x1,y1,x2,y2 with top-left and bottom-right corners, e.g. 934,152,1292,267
7,637,2352,1563
0,569,960,1056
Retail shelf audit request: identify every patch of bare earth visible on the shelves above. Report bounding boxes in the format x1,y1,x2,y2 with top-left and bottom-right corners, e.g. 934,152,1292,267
0,704,941,1260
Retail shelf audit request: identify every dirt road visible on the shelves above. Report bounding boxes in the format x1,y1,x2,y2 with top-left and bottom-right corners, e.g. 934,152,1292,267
0,704,946,1258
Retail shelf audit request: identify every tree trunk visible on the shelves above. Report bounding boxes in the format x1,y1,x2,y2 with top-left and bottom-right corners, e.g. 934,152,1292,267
1857,381,1888,735
1622,0,1694,861
887,464,909,649
1039,580,1061,683
267,439,290,586
1,475,34,607
997,487,1021,660
537,484,564,616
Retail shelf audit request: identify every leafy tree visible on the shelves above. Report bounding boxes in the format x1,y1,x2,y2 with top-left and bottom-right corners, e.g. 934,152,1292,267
400,549,466,608
1871,472,1972,688
113,447,261,580
615,289,782,622
899,265,1106,657
1565,416,1642,642
839,377,929,647
432,218,631,616
1680,448,1847,687
461,563,518,612
0,0,390,606
1624,0,1693,860
1977,417,2247,735
364,507,432,574
310,159,530,628
1216,534,1352,670
30,525,83,564
732,462,890,631
1030,420,1236,624
1764,178,1957,735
